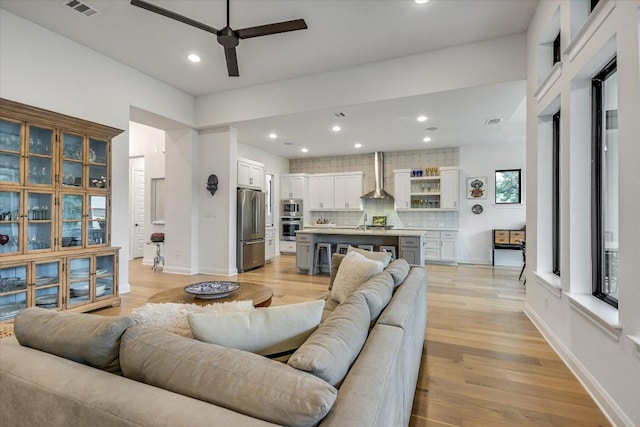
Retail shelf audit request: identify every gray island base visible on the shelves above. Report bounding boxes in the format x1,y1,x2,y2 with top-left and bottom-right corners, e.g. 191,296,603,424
295,229,424,275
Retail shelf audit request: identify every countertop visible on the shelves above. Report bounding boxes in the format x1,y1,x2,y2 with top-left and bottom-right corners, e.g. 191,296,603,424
296,228,424,237
303,225,459,232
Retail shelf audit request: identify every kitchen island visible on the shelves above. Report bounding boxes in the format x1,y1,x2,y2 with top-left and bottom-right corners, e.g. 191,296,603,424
295,228,424,275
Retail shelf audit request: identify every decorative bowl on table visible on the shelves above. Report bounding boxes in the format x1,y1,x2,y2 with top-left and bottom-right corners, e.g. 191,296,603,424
184,281,240,299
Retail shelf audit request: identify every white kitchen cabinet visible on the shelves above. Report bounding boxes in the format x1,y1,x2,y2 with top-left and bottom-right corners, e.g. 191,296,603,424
238,158,264,190
439,168,459,210
393,170,411,210
334,172,363,210
308,175,335,210
280,174,307,199
423,230,458,264
280,240,296,254
265,228,276,262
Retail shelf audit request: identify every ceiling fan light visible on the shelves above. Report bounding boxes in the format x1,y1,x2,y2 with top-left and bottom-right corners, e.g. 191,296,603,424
187,53,201,63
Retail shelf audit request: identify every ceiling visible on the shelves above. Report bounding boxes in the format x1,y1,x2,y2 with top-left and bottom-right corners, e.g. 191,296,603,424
0,0,538,158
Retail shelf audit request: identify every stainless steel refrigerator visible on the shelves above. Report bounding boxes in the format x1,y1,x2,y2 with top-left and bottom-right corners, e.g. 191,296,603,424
237,188,266,272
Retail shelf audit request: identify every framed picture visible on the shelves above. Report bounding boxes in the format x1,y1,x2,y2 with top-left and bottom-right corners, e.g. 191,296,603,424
467,177,487,199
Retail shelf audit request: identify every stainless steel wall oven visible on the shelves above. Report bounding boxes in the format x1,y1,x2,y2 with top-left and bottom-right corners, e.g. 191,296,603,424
280,217,302,241
280,199,303,218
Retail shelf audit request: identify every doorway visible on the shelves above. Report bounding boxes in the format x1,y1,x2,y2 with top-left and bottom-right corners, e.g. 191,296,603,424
129,157,145,259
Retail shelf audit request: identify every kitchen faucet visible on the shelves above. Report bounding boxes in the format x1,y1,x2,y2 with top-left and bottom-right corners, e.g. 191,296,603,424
363,213,367,231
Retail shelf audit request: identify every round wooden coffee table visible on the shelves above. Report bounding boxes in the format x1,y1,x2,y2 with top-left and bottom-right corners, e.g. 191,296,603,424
148,282,273,307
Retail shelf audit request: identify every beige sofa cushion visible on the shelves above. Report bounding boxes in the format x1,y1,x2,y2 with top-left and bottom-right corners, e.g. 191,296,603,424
328,253,346,290
352,271,394,321
346,246,392,267
385,258,411,287
188,299,324,361
14,307,133,374
288,291,371,386
330,251,384,303
120,325,337,427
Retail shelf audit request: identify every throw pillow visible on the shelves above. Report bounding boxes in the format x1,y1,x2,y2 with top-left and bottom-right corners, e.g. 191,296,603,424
346,246,392,267
385,258,411,287
131,300,253,338
120,325,337,426
352,271,394,321
330,251,384,303
328,253,346,290
188,299,325,361
288,291,371,386
14,307,133,374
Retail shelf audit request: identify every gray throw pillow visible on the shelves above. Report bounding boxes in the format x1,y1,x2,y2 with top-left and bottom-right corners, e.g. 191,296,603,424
328,253,346,290
14,307,133,374
288,291,371,386
120,325,337,426
385,258,411,287
352,271,394,321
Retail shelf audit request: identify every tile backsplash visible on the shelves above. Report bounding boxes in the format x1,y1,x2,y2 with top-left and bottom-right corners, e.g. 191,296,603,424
295,148,460,229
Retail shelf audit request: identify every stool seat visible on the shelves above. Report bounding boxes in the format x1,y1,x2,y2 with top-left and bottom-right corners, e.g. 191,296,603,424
314,243,333,275
379,245,397,260
358,244,374,251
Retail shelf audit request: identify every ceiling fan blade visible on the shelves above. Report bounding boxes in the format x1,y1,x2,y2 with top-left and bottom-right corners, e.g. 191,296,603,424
237,19,307,39
130,0,219,35
224,47,239,77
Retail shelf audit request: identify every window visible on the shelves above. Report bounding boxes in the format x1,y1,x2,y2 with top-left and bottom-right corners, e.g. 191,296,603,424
495,169,522,204
591,57,618,308
553,33,561,65
552,111,561,276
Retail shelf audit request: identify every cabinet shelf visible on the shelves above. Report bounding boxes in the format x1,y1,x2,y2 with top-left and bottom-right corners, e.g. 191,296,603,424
410,176,440,181
411,192,441,196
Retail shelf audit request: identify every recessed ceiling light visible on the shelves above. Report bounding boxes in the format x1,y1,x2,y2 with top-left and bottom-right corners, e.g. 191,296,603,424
301,148,308,153
332,125,341,132
187,53,201,63
423,137,432,142
415,0,429,4
354,143,362,148
417,115,428,122
268,133,277,139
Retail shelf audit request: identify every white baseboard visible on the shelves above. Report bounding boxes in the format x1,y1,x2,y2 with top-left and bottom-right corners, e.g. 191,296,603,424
457,257,491,265
524,303,634,427
119,282,131,294
198,267,238,276
161,266,195,275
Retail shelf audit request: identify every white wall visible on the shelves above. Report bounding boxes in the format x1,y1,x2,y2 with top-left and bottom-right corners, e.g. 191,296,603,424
526,1,640,426
0,9,196,292
129,122,166,264
459,143,526,265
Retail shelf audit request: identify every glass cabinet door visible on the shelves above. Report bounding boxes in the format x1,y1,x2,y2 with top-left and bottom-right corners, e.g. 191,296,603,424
26,191,53,252
62,132,84,188
0,263,28,321
95,253,115,299
26,125,54,186
88,138,108,190
0,191,21,254
67,257,90,306
61,193,83,248
0,118,22,184
33,260,61,310
88,195,107,246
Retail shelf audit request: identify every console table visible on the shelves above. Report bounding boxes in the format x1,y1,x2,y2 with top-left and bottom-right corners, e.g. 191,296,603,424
492,229,525,265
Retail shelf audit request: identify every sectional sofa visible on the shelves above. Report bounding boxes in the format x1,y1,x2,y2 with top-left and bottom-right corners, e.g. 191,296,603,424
0,256,427,427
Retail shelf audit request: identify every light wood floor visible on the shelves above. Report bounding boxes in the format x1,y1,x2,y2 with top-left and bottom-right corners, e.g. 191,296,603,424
96,256,611,427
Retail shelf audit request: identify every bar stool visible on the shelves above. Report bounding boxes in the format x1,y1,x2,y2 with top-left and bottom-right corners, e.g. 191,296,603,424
358,244,374,251
379,245,397,260
336,244,350,255
314,243,333,274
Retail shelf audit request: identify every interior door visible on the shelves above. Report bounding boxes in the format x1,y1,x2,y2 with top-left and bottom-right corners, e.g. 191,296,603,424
131,166,145,258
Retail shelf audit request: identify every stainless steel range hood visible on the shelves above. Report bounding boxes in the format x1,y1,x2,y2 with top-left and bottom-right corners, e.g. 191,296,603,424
361,152,394,199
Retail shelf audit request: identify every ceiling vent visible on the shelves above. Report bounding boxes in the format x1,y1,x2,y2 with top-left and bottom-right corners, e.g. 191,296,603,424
330,112,347,118
484,118,503,126
64,0,100,17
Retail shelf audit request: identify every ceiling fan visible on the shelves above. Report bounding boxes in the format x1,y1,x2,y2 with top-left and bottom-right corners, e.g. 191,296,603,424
131,0,307,77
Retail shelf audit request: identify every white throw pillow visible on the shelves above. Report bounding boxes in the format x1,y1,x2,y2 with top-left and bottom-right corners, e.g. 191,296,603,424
346,246,392,267
188,299,325,361
330,251,384,303
131,301,254,338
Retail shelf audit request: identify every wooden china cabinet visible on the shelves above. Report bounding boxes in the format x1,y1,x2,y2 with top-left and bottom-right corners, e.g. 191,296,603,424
0,98,123,323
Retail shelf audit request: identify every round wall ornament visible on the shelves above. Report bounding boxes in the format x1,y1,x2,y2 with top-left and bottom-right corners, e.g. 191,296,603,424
472,204,483,214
